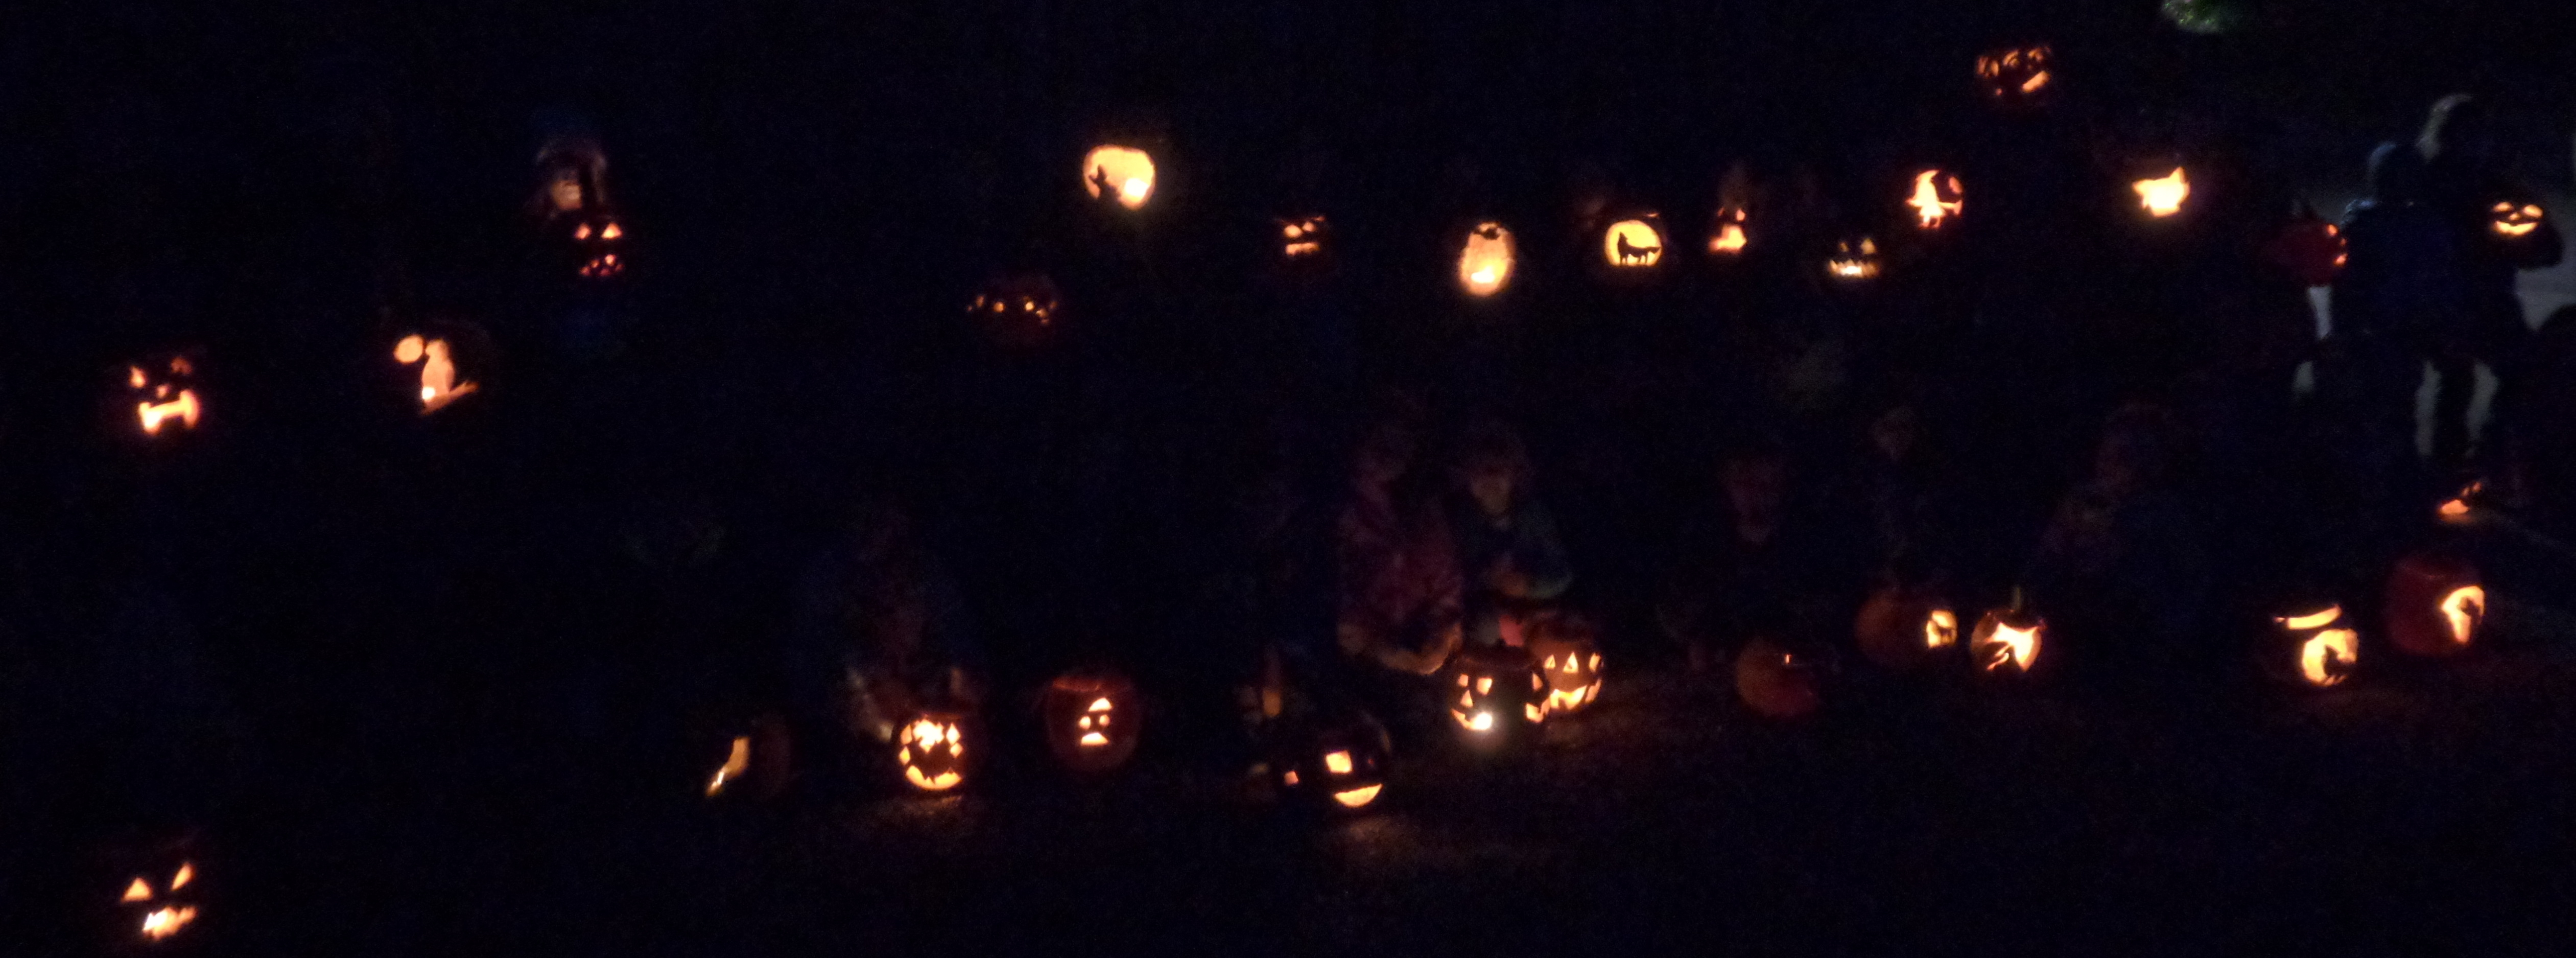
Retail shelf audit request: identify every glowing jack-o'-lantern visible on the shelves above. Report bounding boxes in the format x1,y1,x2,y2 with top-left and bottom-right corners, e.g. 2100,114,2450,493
1277,713,1391,812
702,711,791,801
2134,168,2191,218
1906,170,1965,230
1969,599,2045,677
1707,208,1750,255
1279,215,1330,261
1447,645,1544,741
2263,206,2349,287
1042,667,1141,774
571,213,627,279
1735,637,1826,720
1602,217,1666,268
2491,202,2545,238
1527,625,1604,716
967,273,1064,348
1082,146,1157,211
894,712,970,792
1456,221,1517,297
393,333,480,414
2437,479,2482,524
2266,603,2358,688
125,355,203,436
1827,237,1881,281
105,835,204,948
2384,554,2485,658
1854,584,1959,671
1976,45,2054,100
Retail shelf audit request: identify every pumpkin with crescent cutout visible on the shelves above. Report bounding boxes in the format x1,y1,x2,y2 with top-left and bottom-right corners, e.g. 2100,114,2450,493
2385,554,2484,658
2265,601,2359,689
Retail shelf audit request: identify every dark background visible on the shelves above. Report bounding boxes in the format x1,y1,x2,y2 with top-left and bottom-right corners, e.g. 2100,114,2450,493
6,1,2576,954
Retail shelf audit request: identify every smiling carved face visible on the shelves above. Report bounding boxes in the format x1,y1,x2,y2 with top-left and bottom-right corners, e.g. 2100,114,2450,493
118,860,200,944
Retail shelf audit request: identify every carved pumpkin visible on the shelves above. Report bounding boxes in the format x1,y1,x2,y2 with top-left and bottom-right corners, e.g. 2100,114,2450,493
1042,667,1142,774
1854,583,1959,671
1969,599,2045,677
1734,637,1825,720
1975,45,2054,101
1707,208,1750,255
2436,479,2482,525
1906,170,1965,230
2266,603,2358,689
1527,624,1604,717
703,711,792,800
1455,221,1517,297
2262,205,2349,287
1447,645,1545,741
107,835,203,947
894,711,971,792
1601,216,1667,268
2490,201,2545,239
1279,214,1330,262
1082,145,1156,211
571,212,628,279
967,273,1064,348
2133,168,2191,218
124,354,203,437
391,325,491,415
1278,713,1391,812
2384,554,2484,658
1827,236,1881,281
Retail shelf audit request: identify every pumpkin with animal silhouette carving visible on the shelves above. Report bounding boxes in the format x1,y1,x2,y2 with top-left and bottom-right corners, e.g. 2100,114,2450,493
120,353,204,439
967,273,1064,348
1082,145,1157,211
1275,711,1392,812
389,320,495,416
893,710,973,793
1600,215,1667,270
1042,667,1142,774
1968,599,2046,679
1734,636,1826,720
700,710,793,801
1854,583,1959,672
101,832,205,950
2264,601,2359,689
1446,644,1545,743
2384,553,2485,658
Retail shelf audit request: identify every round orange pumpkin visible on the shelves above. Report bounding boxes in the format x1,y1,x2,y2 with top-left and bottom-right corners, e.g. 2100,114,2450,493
2384,554,2484,658
1735,637,1824,720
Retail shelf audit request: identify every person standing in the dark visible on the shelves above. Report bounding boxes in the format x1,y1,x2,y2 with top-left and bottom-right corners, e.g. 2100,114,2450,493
2411,95,2565,475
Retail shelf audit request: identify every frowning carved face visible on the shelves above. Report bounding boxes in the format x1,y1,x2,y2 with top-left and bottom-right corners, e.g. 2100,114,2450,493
1043,668,1141,774
1280,215,1330,261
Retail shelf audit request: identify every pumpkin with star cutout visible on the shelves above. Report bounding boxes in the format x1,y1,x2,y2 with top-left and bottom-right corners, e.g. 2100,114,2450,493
122,354,203,438
2265,601,2359,689
893,710,972,793
2384,553,2484,658
967,273,1065,348
1042,667,1142,774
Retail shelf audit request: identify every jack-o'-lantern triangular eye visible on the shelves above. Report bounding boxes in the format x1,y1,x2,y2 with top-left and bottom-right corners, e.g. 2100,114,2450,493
129,366,148,388
171,863,193,890
170,358,192,375
124,878,153,902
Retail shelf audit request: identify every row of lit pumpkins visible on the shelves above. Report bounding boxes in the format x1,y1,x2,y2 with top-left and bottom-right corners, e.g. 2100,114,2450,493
120,331,480,438
1735,548,2489,720
703,630,1610,814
